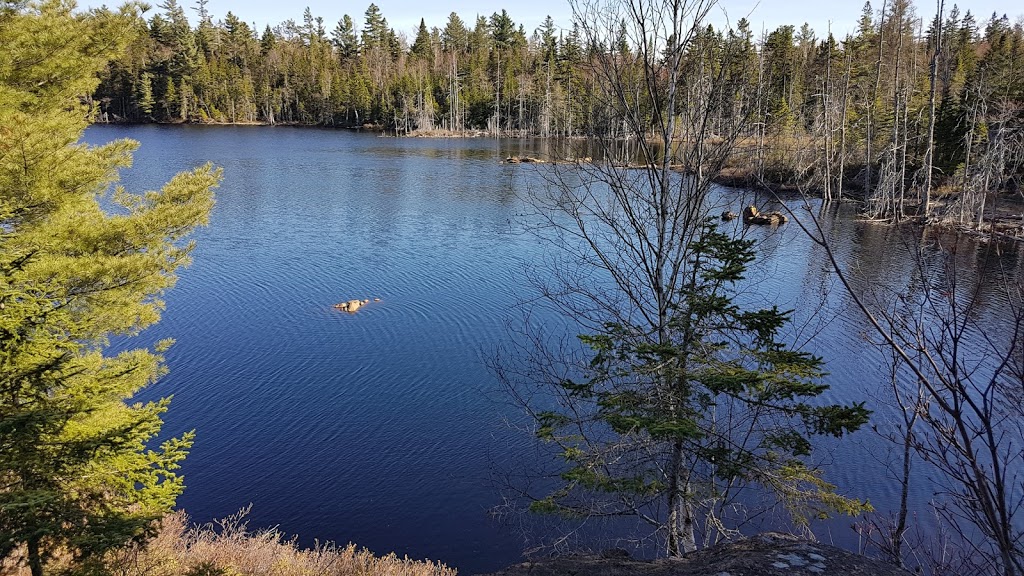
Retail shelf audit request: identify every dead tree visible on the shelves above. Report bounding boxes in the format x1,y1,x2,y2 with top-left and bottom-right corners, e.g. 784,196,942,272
794,208,1024,575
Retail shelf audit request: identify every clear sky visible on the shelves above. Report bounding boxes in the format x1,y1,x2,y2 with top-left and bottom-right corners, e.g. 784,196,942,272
79,0,1022,42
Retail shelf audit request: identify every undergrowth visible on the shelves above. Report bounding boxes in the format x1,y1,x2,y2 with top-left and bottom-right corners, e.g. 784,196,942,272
2,507,456,576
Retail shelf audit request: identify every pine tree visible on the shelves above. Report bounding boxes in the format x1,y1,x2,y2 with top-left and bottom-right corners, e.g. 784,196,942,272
441,12,468,53
332,14,359,59
260,24,276,54
361,3,387,50
0,3,220,575
538,15,558,63
764,25,798,132
138,71,155,115
490,10,515,51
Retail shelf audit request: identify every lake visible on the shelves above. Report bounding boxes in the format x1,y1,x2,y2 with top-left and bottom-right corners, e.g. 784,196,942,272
84,125,1023,573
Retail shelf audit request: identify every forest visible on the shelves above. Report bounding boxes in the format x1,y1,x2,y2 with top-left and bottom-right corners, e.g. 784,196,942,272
93,0,1024,225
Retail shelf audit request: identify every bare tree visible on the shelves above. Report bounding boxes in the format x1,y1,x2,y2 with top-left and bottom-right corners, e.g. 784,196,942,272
793,204,1024,575
941,100,1024,231
921,0,944,217
497,0,870,557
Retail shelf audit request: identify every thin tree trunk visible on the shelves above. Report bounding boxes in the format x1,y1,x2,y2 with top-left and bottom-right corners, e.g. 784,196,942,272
494,52,501,136
922,0,943,217
756,32,767,183
898,87,909,219
823,32,833,202
978,171,989,230
838,49,851,198
867,0,887,197
28,536,43,576
891,9,905,220
667,440,685,555
890,417,915,565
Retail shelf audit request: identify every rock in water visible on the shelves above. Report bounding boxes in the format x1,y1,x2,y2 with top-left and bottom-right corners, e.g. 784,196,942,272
743,205,788,226
334,298,383,313
742,205,761,223
334,299,363,313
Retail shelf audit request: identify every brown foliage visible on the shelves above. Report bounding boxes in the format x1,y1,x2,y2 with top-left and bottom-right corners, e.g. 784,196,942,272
2,508,457,576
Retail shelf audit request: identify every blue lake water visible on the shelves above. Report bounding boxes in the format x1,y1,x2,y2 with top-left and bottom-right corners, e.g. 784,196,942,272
84,125,1023,573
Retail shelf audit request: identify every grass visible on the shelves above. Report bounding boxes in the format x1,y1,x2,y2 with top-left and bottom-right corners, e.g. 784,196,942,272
2,508,458,576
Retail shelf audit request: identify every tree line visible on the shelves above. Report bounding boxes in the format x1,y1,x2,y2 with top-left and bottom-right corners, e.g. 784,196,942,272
94,0,1024,223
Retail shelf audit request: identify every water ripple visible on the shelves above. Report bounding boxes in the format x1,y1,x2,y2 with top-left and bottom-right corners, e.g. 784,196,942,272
85,125,1023,574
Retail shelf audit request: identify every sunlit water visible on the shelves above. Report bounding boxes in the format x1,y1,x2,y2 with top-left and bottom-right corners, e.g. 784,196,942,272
85,125,1023,573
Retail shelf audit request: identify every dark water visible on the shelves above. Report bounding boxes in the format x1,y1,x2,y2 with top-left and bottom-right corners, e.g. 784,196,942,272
84,125,1022,573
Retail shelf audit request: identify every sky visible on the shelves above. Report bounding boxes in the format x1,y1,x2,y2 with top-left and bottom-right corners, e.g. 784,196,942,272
78,0,1023,43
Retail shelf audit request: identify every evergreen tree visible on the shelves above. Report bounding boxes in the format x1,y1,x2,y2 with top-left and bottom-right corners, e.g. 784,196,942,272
764,25,798,131
410,18,431,59
260,24,276,54
537,15,558,63
361,3,387,50
192,0,217,56
302,7,315,43
138,70,155,115
332,14,359,59
530,224,872,545
441,12,468,53
0,3,220,575
490,10,515,51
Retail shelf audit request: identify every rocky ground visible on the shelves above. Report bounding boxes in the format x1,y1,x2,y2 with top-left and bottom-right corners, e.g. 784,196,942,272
480,533,911,576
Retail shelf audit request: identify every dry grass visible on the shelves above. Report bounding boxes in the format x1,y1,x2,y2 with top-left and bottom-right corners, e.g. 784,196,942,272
3,508,457,576
406,128,492,138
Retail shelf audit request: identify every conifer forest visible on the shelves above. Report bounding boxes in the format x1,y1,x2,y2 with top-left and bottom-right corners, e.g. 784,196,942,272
95,0,1024,223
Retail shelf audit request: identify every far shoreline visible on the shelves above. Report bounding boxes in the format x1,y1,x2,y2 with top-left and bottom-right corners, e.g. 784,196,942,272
88,121,1024,243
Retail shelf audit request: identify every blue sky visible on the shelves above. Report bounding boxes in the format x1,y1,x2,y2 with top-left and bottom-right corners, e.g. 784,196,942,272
79,0,1022,42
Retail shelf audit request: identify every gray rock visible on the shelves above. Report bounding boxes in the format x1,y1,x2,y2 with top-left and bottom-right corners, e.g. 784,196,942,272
478,533,911,576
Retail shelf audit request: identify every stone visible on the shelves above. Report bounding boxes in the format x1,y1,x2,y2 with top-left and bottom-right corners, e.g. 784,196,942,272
742,205,788,226
334,297,384,313
777,553,808,566
477,533,912,576
600,549,631,560
334,299,363,313
742,204,760,222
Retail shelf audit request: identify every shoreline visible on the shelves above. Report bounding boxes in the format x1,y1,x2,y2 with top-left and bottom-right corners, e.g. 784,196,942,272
89,121,1024,242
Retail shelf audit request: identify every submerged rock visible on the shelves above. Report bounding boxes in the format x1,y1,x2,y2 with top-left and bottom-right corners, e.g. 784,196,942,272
334,298,377,313
505,156,546,164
